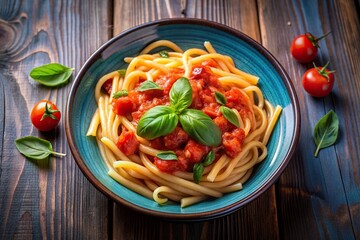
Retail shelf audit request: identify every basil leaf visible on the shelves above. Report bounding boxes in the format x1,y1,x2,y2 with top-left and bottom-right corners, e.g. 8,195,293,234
137,80,163,92
193,163,204,183
159,50,169,58
15,136,65,160
137,106,178,140
202,150,215,166
170,77,192,113
220,106,240,128
113,90,128,99
215,91,227,105
179,109,222,147
156,151,178,160
118,69,126,77
313,110,339,157
29,63,74,87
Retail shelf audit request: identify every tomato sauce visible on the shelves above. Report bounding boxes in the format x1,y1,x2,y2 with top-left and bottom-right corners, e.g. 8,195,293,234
111,61,251,173
102,79,113,94
116,130,139,155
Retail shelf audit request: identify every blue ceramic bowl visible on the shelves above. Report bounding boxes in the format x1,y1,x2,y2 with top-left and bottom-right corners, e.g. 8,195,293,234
65,18,300,221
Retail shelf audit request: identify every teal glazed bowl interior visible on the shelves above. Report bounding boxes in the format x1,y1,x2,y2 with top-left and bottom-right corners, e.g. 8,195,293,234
65,18,300,221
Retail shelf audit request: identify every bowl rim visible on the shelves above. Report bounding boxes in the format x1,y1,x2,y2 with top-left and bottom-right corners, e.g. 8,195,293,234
65,17,301,221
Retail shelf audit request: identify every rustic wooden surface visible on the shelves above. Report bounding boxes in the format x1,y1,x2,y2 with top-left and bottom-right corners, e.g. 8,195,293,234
1,0,359,239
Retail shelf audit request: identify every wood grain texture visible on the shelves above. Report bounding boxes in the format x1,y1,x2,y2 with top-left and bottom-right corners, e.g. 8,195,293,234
1,0,359,239
112,1,279,239
113,0,183,35
113,189,278,240
258,0,360,239
0,0,111,239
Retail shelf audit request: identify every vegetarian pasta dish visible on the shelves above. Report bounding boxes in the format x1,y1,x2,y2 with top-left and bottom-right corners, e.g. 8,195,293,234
87,40,281,207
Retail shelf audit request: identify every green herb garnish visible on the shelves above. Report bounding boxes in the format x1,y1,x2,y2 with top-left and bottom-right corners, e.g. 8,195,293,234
156,151,178,160
192,151,215,183
137,80,163,92
113,90,128,99
159,50,169,58
220,106,240,128
30,63,74,87
313,110,339,157
215,91,227,105
118,69,126,77
137,77,221,147
193,163,204,183
215,91,240,128
15,136,66,160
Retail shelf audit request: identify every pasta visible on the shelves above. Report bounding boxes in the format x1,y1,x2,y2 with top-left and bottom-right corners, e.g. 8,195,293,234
87,40,282,207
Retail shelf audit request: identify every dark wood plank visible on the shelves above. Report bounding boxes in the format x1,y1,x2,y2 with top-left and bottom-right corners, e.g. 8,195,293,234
2,0,357,239
258,0,360,239
0,72,4,174
112,0,279,239
0,0,111,239
113,0,184,35
114,194,278,240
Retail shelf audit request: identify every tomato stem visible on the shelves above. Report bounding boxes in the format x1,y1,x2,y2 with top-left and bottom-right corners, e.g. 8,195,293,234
313,61,335,82
41,101,60,121
320,61,330,74
315,31,331,43
306,33,317,47
306,31,331,47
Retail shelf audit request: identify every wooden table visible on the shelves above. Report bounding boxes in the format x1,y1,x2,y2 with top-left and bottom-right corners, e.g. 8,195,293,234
1,0,359,239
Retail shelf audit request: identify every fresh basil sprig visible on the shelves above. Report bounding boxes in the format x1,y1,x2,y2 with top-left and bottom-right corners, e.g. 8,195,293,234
170,77,193,113
15,136,66,160
313,110,339,157
137,77,222,147
137,80,163,92
193,150,215,183
30,63,74,87
113,90,128,99
156,151,178,160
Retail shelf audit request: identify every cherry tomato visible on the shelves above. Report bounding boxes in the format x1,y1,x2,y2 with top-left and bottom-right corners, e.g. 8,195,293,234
302,62,335,97
31,100,61,131
290,32,329,63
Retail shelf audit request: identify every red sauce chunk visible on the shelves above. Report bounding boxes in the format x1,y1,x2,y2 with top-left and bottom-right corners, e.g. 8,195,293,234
112,97,134,116
225,87,253,121
111,61,253,173
214,115,234,133
116,131,139,155
154,156,187,173
184,140,210,163
222,128,245,158
163,127,189,149
102,79,113,94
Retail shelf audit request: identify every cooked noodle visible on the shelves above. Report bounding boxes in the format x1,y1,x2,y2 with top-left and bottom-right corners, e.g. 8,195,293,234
87,40,281,207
